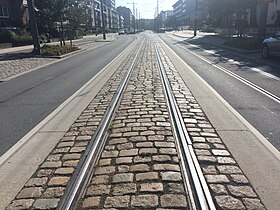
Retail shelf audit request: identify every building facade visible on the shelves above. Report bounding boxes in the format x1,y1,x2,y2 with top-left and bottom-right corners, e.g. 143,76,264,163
90,0,122,30
116,6,134,30
0,0,123,32
172,0,280,30
0,0,25,29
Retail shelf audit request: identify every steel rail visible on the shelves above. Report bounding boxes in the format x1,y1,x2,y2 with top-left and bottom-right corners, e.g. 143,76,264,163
57,39,145,210
155,43,216,210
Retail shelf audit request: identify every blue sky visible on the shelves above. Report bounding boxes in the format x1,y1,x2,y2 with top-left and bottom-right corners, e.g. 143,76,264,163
116,0,177,19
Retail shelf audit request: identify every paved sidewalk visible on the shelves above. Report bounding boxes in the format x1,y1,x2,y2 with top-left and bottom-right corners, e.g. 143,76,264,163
0,34,116,81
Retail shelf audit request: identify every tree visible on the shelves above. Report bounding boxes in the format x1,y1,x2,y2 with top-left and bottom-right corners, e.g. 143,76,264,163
34,0,69,45
206,0,258,37
27,0,40,54
34,0,91,45
165,15,177,28
258,0,269,41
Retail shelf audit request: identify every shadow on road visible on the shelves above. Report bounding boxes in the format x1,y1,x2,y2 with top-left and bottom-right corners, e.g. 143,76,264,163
172,35,280,78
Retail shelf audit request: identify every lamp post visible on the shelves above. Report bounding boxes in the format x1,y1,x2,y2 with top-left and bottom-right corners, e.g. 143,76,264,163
194,0,198,36
93,1,98,35
100,0,106,40
127,2,136,33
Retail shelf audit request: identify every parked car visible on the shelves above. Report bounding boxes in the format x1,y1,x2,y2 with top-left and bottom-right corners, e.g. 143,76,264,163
261,31,280,58
118,29,125,35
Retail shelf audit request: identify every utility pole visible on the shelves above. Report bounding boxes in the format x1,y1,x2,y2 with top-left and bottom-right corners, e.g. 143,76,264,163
93,1,98,35
100,0,106,40
157,0,159,32
127,2,136,33
27,0,40,54
194,0,198,36
136,8,138,31
133,2,135,33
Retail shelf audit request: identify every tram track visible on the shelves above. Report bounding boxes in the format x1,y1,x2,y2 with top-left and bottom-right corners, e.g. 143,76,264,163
57,36,216,210
57,39,146,210
155,42,215,210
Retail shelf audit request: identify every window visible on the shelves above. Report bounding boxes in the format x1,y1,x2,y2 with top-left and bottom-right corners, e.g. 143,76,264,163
0,6,9,18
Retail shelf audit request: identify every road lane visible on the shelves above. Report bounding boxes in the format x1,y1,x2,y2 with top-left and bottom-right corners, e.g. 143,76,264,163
160,34,280,150
0,35,135,156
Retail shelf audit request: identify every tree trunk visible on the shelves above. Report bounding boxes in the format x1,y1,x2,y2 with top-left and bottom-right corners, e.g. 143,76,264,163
27,0,40,54
258,1,269,42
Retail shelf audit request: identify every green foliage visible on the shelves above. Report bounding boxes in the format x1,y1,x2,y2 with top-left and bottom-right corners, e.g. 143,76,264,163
41,44,79,56
224,37,261,50
0,30,32,46
0,30,16,43
165,16,176,28
34,0,92,38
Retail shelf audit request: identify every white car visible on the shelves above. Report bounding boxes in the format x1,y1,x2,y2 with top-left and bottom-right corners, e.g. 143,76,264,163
118,29,125,35
261,31,280,58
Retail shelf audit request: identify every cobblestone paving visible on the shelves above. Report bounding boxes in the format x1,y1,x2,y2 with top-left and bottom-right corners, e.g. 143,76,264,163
0,57,58,80
6,37,266,210
80,41,188,209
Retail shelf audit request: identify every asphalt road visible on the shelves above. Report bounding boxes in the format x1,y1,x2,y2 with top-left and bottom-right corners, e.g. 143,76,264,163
160,34,280,151
0,35,135,156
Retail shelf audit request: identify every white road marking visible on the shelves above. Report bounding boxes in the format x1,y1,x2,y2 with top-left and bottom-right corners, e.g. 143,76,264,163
251,67,280,81
203,50,216,54
182,39,280,82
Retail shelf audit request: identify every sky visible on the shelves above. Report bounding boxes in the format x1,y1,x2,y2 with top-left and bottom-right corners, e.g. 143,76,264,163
116,0,177,19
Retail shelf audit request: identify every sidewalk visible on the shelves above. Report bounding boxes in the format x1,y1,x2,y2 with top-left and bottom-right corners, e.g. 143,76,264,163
0,34,116,81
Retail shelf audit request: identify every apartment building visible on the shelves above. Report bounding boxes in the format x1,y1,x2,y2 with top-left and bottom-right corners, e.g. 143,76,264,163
0,0,25,29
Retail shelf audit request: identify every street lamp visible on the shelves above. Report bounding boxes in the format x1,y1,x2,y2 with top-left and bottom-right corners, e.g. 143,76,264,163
127,2,136,33
194,0,198,36
100,0,106,39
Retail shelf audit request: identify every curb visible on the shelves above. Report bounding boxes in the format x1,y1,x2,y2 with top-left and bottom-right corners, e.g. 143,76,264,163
37,48,87,59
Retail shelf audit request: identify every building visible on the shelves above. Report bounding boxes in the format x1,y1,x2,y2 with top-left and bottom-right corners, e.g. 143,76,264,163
260,0,280,25
172,0,208,29
116,6,134,30
0,0,25,29
104,0,115,9
91,0,122,31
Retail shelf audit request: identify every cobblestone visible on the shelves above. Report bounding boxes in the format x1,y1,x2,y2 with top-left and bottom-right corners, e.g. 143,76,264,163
131,195,159,207
215,195,245,209
16,187,43,199
160,194,188,208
